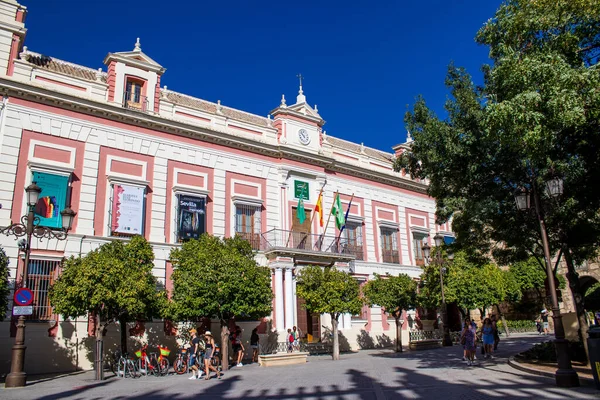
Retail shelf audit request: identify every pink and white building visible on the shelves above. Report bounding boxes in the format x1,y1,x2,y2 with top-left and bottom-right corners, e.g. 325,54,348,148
0,0,453,374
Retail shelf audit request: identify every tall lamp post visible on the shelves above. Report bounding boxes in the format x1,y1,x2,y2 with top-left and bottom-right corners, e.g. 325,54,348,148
514,177,579,387
0,182,75,388
422,234,454,347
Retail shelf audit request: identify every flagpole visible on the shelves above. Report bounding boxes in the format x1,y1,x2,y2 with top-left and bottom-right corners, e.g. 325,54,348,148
309,185,325,250
319,191,338,250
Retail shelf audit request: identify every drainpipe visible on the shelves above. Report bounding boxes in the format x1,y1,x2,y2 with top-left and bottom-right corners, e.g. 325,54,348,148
79,235,87,256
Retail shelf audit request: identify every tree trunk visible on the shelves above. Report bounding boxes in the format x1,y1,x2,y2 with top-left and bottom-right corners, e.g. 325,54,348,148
119,316,128,355
331,313,340,361
563,246,590,364
220,321,230,371
495,304,509,337
94,314,104,381
395,316,402,352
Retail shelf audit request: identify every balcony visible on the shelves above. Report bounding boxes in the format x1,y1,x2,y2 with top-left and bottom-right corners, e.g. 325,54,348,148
123,91,148,112
260,229,356,262
382,249,400,264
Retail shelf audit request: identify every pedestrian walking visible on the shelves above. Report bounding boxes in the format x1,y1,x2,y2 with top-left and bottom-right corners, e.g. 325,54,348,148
482,318,495,359
292,326,300,351
540,309,550,335
203,331,221,380
188,328,203,380
491,314,500,350
231,326,244,367
461,317,477,366
250,328,260,363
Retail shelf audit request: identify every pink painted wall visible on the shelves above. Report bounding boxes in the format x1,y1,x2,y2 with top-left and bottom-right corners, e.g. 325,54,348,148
6,34,20,76
225,172,267,238
12,130,85,232
233,182,259,197
165,160,214,242
154,75,161,113
109,159,144,176
177,172,205,188
94,147,154,239
174,111,211,123
229,124,262,135
32,144,71,164
404,208,431,265
107,61,116,102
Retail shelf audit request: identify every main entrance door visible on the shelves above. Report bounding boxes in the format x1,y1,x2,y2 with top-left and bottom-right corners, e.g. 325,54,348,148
291,207,312,249
296,296,320,342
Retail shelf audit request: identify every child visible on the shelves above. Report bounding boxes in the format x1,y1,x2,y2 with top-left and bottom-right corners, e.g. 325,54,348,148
287,328,294,353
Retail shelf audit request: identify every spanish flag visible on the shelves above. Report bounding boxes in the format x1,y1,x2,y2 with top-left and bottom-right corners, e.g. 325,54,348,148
315,191,324,227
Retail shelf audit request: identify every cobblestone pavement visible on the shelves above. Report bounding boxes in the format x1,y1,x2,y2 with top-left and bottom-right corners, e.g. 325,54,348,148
1,333,598,400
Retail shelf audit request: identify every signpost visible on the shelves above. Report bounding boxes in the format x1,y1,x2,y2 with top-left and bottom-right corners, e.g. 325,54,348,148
13,288,34,316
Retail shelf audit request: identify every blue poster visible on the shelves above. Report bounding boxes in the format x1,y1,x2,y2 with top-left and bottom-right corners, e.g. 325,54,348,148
32,172,69,229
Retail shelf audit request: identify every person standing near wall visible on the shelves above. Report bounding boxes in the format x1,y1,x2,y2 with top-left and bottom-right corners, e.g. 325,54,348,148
250,328,260,363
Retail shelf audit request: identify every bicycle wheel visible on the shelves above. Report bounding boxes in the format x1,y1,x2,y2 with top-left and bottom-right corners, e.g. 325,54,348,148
117,357,126,378
150,357,160,377
126,359,138,378
159,358,169,376
174,357,187,375
138,358,148,376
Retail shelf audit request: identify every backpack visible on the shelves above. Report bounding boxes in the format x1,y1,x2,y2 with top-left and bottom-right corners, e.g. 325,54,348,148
289,334,294,343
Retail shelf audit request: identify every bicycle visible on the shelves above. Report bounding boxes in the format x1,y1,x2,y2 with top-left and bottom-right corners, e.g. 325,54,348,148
117,352,138,378
173,347,189,375
136,345,170,377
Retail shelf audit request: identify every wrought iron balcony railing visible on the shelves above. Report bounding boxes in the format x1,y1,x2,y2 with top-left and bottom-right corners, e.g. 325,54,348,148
123,91,148,112
260,229,355,257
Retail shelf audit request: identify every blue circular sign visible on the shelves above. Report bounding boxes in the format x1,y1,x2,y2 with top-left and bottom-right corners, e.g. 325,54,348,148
14,288,33,306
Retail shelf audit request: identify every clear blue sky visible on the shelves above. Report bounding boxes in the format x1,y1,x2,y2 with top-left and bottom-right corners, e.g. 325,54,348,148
22,0,502,152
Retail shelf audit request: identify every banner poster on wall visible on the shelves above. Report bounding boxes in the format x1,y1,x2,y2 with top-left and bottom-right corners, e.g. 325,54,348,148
177,195,206,240
32,171,69,229
111,184,145,235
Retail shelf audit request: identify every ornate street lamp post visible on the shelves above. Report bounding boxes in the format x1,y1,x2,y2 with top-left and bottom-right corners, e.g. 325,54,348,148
1,182,75,388
422,234,453,347
514,177,579,387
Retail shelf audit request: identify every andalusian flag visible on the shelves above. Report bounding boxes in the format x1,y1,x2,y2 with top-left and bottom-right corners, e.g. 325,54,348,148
297,185,306,224
315,191,324,227
331,193,345,230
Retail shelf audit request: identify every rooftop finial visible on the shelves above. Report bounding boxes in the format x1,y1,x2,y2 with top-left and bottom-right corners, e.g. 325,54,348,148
406,129,413,143
280,94,287,108
134,38,141,52
296,73,306,104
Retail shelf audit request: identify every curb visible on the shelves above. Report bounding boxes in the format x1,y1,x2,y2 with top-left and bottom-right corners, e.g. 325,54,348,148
507,356,595,385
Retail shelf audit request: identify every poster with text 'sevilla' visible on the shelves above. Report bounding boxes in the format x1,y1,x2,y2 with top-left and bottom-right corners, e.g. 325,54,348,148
111,184,145,235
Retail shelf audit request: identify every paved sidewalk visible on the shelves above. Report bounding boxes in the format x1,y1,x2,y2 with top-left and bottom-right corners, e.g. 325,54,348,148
0,333,598,399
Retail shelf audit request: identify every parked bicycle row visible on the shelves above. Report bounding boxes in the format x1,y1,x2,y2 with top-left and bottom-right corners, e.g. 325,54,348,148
111,325,261,380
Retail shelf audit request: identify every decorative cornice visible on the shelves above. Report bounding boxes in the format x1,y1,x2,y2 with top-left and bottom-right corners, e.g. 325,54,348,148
0,77,428,196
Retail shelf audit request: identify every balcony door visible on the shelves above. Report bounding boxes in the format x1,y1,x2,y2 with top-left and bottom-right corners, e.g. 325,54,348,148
291,207,311,249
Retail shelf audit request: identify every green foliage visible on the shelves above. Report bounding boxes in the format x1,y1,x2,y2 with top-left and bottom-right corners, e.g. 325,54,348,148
168,234,273,322
397,0,600,273
418,251,521,313
509,258,546,291
0,247,9,321
296,266,362,319
50,235,166,325
363,274,417,318
497,319,536,332
518,340,587,363
585,283,600,311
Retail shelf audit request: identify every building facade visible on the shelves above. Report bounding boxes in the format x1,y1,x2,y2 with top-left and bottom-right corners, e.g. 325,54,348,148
0,0,452,374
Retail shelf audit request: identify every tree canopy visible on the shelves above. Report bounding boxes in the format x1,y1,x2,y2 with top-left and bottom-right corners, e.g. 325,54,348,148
50,236,166,354
364,273,416,352
296,265,362,360
0,247,9,321
168,234,273,371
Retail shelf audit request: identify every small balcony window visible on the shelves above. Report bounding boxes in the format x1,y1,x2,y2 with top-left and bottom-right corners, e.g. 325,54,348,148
413,233,428,266
342,222,364,260
124,80,147,112
235,204,262,250
380,227,400,264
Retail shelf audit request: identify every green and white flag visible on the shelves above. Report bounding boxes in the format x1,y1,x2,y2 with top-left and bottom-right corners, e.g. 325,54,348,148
331,193,345,230
297,185,306,224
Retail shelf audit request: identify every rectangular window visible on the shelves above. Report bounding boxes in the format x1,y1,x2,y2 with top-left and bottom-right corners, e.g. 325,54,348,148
110,183,145,237
413,234,428,266
235,204,261,250
31,171,70,229
380,227,400,264
343,222,364,260
126,80,142,104
26,259,60,321
176,194,206,242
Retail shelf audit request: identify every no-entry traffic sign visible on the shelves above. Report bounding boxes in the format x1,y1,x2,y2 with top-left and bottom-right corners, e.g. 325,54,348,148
13,288,33,306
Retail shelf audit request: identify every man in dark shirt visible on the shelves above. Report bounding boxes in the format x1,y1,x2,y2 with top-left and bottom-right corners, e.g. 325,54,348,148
541,310,550,335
